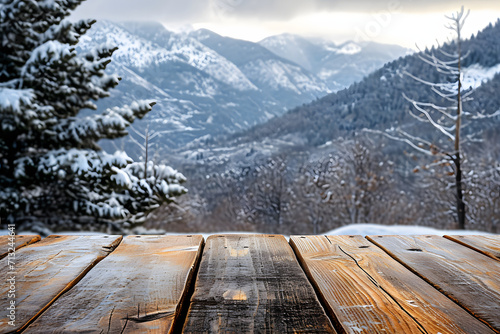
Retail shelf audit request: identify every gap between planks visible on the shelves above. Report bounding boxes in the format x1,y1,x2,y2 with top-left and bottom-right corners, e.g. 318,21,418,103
444,235,500,261
170,236,206,333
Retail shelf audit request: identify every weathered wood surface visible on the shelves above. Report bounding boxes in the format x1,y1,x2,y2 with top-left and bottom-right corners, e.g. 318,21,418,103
27,235,204,334
290,235,494,334
0,235,40,259
368,235,500,332
182,234,336,333
0,235,122,333
444,235,500,261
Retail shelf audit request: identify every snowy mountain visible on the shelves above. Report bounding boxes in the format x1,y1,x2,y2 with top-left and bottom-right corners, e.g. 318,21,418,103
76,21,407,158
77,21,328,156
189,29,333,94
260,34,411,89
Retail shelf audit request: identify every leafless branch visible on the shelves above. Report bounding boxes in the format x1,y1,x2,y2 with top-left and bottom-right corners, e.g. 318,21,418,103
363,128,435,156
469,109,500,120
404,96,455,139
403,93,457,120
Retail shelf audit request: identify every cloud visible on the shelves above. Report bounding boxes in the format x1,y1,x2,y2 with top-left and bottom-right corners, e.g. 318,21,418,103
72,0,500,23
71,0,500,39
212,0,500,19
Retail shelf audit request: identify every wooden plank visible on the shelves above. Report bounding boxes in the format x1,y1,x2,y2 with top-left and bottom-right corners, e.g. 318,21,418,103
444,235,500,261
182,234,336,333
26,235,204,334
0,235,122,333
291,235,494,334
368,235,500,332
0,235,41,259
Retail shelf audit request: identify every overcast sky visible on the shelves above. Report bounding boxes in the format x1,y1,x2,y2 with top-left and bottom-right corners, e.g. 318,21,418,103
71,0,500,48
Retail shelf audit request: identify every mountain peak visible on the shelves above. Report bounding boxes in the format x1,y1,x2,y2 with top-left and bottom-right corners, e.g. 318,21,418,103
259,33,311,46
189,28,222,41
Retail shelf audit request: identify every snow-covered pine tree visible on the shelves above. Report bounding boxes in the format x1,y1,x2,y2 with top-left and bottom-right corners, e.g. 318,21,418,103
0,0,187,233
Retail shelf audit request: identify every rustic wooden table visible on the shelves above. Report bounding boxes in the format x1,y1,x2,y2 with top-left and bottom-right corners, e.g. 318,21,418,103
0,233,498,333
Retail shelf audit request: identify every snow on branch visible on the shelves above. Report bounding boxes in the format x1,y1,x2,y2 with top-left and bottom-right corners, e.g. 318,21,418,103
0,88,35,115
468,109,500,120
404,71,457,93
403,93,456,120
403,94,455,140
416,53,459,75
23,40,74,70
30,149,131,177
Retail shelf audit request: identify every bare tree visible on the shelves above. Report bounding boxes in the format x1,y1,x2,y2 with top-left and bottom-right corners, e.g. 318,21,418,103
246,156,288,230
369,7,500,229
307,141,395,227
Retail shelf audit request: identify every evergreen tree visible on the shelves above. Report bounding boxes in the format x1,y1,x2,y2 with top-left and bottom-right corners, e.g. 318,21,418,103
0,0,186,233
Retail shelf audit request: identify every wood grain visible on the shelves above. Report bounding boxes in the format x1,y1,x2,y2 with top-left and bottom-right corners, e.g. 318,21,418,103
368,235,500,332
182,234,336,333
291,235,494,334
26,235,204,334
0,235,122,333
0,235,41,259
444,235,500,261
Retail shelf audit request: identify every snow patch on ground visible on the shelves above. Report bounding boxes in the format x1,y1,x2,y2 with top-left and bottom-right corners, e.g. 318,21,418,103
323,223,493,236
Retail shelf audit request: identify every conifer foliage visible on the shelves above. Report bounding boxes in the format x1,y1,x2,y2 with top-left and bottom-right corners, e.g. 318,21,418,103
0,0,186,232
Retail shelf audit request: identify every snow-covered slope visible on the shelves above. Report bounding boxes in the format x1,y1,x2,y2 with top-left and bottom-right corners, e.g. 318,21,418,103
462,63,500,89
189,29,332,94
78,22,257,93
258,34,318,72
